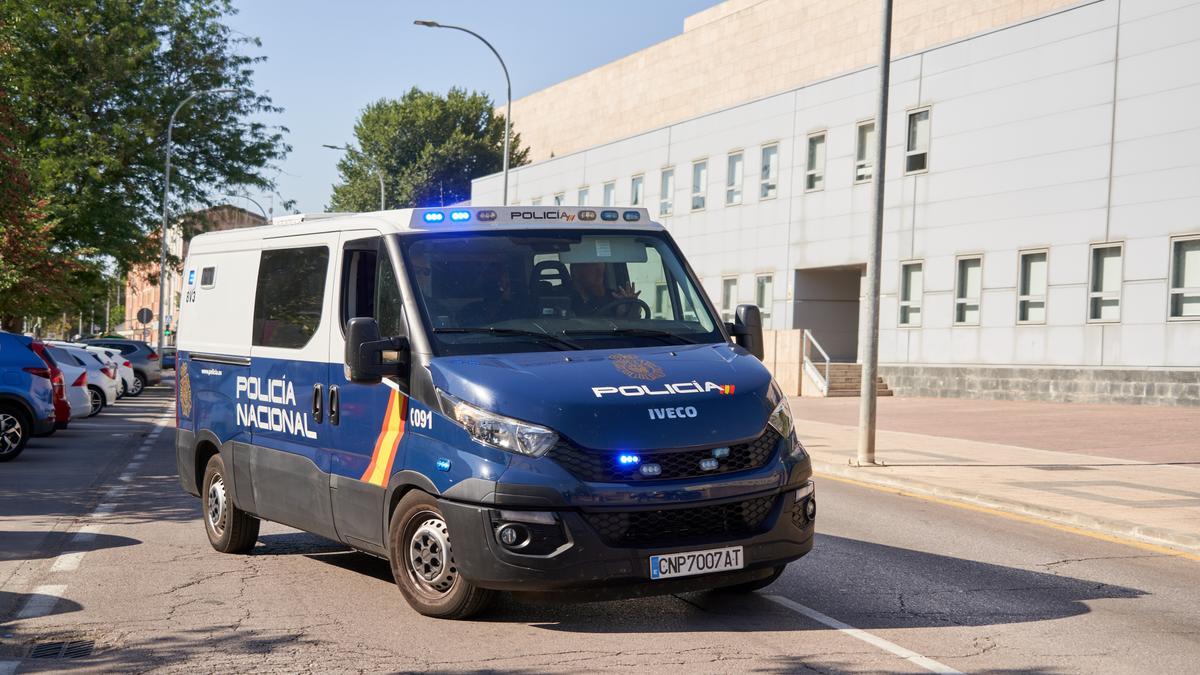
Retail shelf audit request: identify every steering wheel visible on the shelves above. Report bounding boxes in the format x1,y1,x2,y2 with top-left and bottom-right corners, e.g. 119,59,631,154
597,297,652,320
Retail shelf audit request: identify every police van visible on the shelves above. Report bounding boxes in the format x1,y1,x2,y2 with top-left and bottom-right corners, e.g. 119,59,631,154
176,206,814,618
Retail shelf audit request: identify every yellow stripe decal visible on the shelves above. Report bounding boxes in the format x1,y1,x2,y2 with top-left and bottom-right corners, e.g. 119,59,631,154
361,390,407,487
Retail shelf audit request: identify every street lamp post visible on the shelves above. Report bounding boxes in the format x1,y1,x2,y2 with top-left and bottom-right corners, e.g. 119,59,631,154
158,88,235,351
222,194,269,221
414,20,511,206
322,144,385,211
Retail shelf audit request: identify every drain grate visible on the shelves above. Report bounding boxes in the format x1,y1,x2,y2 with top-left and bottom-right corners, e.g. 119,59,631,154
29,639,94,659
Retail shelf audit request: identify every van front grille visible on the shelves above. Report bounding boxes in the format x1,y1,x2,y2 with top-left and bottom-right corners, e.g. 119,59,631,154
581,495,776,548
549,428,780,483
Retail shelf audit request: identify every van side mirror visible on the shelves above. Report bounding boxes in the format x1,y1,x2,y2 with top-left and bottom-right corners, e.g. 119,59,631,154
345,317,410,385
726,304,765,361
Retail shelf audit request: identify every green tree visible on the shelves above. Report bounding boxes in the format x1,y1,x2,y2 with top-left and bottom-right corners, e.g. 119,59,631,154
329,87,526,211
0,0,289,270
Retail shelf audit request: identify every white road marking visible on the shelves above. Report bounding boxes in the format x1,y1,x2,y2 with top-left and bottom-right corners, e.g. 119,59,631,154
765,595,962,674
17,584,68,619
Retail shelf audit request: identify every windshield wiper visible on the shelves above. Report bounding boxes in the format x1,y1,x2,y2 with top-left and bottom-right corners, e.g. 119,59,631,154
561,328,698,344
434,327,583,351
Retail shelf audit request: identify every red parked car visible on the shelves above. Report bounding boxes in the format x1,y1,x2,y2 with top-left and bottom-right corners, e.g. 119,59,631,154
29,341,71,432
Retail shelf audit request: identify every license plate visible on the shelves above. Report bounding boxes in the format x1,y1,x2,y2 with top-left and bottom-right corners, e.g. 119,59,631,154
649,546,744,580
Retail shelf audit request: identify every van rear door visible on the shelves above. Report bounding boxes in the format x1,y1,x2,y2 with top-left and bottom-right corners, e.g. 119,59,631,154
245,233,339,539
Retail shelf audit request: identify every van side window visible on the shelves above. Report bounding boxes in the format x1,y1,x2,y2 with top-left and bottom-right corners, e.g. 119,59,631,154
252,246,329,349
340,243,378,328
200,267,216,287
376,252,405,338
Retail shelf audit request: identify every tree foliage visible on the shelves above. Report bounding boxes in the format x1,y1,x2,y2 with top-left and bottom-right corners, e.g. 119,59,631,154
0,0,288,291
329,88,527,211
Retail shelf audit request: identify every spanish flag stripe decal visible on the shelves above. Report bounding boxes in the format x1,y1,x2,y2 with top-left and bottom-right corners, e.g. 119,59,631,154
361,391,407,486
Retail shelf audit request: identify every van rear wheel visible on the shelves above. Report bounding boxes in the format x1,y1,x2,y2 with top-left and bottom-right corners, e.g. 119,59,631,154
388,491,494,619
202,453,259,553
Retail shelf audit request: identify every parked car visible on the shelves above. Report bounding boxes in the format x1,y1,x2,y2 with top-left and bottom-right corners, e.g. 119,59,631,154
58,345,117,416
44,346,91,421
160,347,176,370
0,331,57,461
86,346,135,396
84,338,162,396
28,341,70,432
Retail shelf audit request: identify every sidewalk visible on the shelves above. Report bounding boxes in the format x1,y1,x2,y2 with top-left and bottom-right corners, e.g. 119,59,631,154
789,396,1200,556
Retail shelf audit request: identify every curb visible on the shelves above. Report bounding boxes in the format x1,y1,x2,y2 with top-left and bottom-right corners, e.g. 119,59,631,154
811,458,1200,557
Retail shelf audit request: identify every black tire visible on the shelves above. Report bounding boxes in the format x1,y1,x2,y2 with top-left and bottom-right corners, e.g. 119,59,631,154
715,565,787,594
202,453,260,553
388,491,494,619
86,386,105,417
128,373,146,397
0,404,31,462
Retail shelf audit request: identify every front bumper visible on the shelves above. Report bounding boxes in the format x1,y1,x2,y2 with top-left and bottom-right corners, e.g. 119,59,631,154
440,483,815,599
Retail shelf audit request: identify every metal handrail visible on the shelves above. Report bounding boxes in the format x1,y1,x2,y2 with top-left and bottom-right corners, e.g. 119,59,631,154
801,329,831,395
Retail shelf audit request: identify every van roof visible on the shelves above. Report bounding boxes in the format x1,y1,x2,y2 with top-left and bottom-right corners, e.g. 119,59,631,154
186,206,663,256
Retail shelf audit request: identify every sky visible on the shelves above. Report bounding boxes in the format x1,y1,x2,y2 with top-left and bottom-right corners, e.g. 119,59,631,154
224,0,722,216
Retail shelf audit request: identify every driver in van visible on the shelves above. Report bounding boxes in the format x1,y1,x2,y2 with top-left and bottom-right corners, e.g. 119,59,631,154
570,262,641,318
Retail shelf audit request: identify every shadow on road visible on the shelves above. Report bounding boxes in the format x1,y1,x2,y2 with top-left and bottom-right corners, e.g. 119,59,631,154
0,590,83,627
0,531,140,562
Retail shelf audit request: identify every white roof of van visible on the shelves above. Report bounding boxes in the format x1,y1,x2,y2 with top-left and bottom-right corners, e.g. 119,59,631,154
186,206,663,256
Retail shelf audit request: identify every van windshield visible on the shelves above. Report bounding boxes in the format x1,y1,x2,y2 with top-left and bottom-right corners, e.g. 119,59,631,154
401,230,724,355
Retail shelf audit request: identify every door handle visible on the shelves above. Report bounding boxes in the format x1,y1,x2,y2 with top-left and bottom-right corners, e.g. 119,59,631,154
312,383,324,423
328,385,340,426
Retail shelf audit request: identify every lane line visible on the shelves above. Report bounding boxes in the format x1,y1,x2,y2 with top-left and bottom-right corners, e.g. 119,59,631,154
816,472,1200,563
17,584,67,619
765,595,962,674
50,525,104,573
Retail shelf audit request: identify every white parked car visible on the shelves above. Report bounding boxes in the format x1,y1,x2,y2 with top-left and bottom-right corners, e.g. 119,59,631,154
53,344,118,415
44,345,92,420
86,345,134,398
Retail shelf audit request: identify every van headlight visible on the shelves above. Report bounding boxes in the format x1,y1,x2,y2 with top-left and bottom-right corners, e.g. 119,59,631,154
767,397,794,439
437,391,558,457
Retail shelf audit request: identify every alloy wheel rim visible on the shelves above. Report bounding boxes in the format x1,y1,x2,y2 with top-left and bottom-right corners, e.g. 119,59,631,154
406,513,458,597
0,413,21,454
90,390,102,415
207,475,227,536
130,377,143,395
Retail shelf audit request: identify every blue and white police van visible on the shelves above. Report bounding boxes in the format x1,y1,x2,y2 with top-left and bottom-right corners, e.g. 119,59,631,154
176,206,814,618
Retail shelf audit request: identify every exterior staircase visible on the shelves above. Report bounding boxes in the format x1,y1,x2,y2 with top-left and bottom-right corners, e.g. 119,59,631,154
801,330,893,398
823,363,893,397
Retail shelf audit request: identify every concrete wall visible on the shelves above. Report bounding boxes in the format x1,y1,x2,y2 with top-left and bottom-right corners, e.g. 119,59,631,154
506,0,1081,162
793,268,861,361
474,0,1200,383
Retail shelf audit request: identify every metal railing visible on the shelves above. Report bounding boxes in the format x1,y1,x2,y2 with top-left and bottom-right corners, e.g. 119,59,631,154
801,329,831,396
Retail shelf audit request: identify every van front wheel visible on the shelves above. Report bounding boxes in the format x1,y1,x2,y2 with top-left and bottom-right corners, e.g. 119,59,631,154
202,453,259,553
388,491,494,619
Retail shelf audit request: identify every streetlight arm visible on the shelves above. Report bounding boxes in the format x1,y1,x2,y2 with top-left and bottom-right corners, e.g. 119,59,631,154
414,20,512,205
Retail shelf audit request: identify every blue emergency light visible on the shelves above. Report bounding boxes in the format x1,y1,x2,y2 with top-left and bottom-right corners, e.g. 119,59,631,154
449,210,471,222
423,211,445,223
618,453,640,466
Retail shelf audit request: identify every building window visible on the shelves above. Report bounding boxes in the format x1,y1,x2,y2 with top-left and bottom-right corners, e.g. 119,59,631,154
856,120,875,183
531,197,542,206
659,168,674,216
577,187,589,206
725,151,743,205
553,193,565,206
754,274,772,322
906,108,930,174
1088,244,1122,322
899,261,922,326
602,182,615,207
691,160,707,211
954,256,982,325
721,277,738,322
630,175,644,207
1169,236,1200,319
760,144,779,199
805,132,826,191
1018,250,1048,323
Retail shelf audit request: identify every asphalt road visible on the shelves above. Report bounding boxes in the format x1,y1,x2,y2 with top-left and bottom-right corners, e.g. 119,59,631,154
1,386,1198,673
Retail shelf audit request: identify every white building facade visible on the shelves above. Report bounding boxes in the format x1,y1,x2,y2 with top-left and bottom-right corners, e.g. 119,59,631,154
472,0,1200,405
